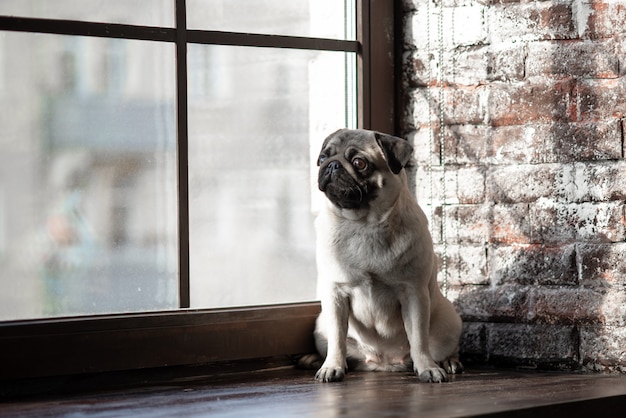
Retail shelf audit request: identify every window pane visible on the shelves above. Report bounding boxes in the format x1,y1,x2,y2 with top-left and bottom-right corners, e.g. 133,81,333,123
0,32,178,320
0,0,174,27
187,0,356,40
188,45,356,308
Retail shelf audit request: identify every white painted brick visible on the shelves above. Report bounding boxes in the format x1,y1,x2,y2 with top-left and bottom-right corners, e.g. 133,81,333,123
416,165,485,206
436,244,489,286
409,4,486,51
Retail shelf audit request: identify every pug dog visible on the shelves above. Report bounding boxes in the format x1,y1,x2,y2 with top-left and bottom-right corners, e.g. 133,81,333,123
302,128,463,383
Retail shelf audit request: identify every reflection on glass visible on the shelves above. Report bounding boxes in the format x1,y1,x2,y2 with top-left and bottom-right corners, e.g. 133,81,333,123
188,44,356,308
0,32,178,320
0,0,174,27
187,0,356,40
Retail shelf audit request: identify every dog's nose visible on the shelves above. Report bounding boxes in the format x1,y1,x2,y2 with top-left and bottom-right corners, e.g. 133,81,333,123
327,161,340,173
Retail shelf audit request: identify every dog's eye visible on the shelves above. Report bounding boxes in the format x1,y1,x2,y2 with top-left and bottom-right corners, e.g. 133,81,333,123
352,157,367,171
317,154,328,166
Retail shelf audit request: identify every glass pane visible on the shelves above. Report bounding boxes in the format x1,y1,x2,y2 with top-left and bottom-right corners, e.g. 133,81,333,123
188,45,356,308
0,0,174,27
187,0,356,40
0,32,178,320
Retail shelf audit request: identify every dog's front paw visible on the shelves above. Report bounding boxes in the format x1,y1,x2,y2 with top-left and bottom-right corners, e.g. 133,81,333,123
440,357,464,375
417,366,448,383
315,366,346,383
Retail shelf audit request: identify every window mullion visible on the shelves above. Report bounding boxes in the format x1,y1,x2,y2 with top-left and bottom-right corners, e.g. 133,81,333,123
186,30,358,52
176,0,190,308
0,15,175,41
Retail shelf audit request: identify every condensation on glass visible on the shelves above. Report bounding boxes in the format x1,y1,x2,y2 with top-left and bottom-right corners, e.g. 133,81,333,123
0,0,174,27
0,32,178,320
188,45,357,308
187,0,356,40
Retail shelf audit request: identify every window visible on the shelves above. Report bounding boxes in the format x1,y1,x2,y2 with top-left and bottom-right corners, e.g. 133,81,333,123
0,0,398,379
0,31,178,319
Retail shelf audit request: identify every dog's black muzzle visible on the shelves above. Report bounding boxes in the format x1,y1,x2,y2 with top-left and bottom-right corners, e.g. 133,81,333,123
318,160,366,209
318,160,341,191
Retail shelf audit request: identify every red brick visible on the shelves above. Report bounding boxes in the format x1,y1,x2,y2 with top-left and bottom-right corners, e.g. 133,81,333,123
410,80,622,163
404,50,431,89
458,322,489,364
487,323,580,369
449,124,490,164
490,203,532,244
407,41,525,87
487,164,558,203
581,1,626,40
601,292,626,327
455,166,487,204
435,244,489,286
526,40,620,79
409,85,488,127
403,0,626,372
415,165,486,206
580,326,626,372
488,125,543,164
555,161,626,203
487,2,577,43
409,124,491,166
486,120,622,164
407,89,432,129
405,47,490,89
485,124,610,165
446,204,491,244
447,86,491,125
528,287,604,325
455,284,531,323
530,200,626,244
547,122,623,163
487,201,625,245
488,77,577,126
454,280,615,330
490,244,578,286
409,125,457,166
448,46,491,86
487,43,526,82
578,78,626,122
577,243,626,288
406,3,486,55
423,203,489,245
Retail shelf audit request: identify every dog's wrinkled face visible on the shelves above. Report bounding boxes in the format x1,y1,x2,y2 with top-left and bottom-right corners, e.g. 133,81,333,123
317,129,413,210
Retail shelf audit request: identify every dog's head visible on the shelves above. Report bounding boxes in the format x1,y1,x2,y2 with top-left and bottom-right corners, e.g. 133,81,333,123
317,129,413,210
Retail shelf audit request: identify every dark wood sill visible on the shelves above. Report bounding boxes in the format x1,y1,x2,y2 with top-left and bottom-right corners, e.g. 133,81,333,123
2,361,625,417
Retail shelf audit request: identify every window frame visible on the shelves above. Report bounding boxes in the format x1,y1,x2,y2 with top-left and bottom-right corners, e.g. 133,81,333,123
0,0,399,380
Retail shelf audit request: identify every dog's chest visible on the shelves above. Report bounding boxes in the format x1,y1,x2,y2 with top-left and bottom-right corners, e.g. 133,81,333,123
333,221,413,278
345,277,406,340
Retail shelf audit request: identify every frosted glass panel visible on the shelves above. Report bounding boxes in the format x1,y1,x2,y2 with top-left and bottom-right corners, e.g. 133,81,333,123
0,32,178,319
0,0,174,27
188,45,356,308
187,0,356,40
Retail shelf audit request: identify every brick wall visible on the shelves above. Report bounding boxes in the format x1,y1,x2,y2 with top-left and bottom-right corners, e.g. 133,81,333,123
403,0,625,372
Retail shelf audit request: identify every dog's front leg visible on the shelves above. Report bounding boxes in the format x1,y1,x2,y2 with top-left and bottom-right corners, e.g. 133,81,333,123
315,289,350,382
400,287,448,383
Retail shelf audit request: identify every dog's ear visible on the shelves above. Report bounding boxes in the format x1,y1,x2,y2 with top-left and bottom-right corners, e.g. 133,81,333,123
374,132,413,174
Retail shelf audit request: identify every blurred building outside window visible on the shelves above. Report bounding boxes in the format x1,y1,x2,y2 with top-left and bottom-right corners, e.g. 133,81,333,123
0,0,356,319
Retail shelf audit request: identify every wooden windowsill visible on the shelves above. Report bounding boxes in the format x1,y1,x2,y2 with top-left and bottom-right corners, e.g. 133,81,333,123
2,362,626,417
